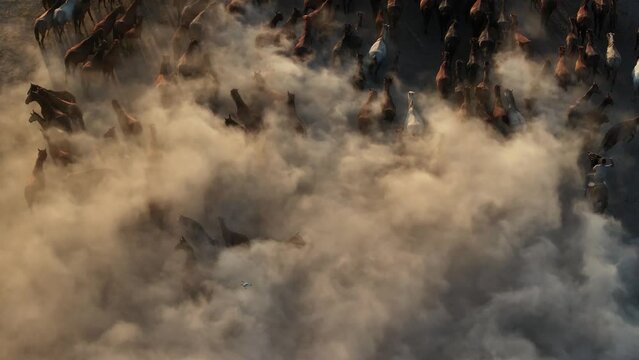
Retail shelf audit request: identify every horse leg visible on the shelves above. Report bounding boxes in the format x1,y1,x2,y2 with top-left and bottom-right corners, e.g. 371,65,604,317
87,8,95,24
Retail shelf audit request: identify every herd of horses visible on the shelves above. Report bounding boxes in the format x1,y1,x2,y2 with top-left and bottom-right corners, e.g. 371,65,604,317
21,0,639,234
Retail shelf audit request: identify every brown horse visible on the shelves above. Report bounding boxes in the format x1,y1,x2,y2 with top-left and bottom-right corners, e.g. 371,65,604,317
64,29,104,76
294,17,313,58
576,0,592,43
585,30,600,75
25,87,77,132
93,5,124,35
469,0,490,37
231,89,262,132
444,20,460,58
73,0,94,35
29,84,84,127
357,89,378,134
113,0,142,40
381,76,396,122
467,38,480,84
436,52,452,99
437,0,453,41
555,46,571,90
351,53,366,90
25,148,47,209
566,17,579,55
112,100,143,136
286,92,306,134
180,0,209,26
575,46,589,84
332,23,363,66
478,19,496,57
491,84,510,134
419,0,436,35
601,116,639,151
475,62,491,109
34,6,58,48
591,0,608,37
540,0,557,26
218,217,250,247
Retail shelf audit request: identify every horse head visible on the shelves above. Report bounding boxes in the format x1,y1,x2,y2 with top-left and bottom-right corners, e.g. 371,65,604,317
37,148,48,161
25,84,40,104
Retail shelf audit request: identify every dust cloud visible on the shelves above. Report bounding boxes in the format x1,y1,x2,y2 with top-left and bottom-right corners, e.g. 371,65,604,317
0,1,638,359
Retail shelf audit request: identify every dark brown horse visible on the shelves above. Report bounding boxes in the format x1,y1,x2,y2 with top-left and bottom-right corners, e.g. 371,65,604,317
436,51,452,98
555,46,570,90
64,29,104,76
419,0,436,34
25,148,47,209
93,5,124,35
25,86,80,132
73,0,94,35
381,76,396,122
231,89,262,132
357,89,378,133
286,92,306,134
112,99,143,136
113,0,142,40
591,0,608,37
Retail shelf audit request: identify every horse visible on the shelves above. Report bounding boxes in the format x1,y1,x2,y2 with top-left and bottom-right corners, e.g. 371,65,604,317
419,0,436,35
444,20,460,58
490,84,510,135
64,29,104,77
286,92,306,134
591,0,608,38
25,87,76,132
469,0,489,37
112,100,143,137
332,23,362,66
575,46,590,84
154,56,174,88
92,5,124,35
34,6,57,47
73,0,94,35
585,30,600,76
436,51,452,98
113,0,143,40
605,32,621,87
366,24,390,79
294,17,314,59
28,111,48,129
503,89,525,131
466,38,480,85
230,89,262,132
601,117,639,151
386,0,402,31
53,0,78,38
404,91,425,136
437,0,453,41
98,0,121,11
633,55,639,99
381,76,396,122
24,148,47,209
566,17,579,55
586,181,608,213
475,62,491,109
219,218,250,247
351,54,366,90
511,14,531,53
555,46,571,90
567,83,601,127
30,84,84,129
357,89,378,134
540,0,557,26
180,0,209,27
478,19,496,57
576,0,591,43
453,60,465,106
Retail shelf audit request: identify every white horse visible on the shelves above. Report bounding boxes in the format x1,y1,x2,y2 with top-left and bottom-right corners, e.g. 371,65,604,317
605,32,622,87
633,56,639,100
503,88,526,132
404,91,425,136
366,24,389,78
53,0,77,37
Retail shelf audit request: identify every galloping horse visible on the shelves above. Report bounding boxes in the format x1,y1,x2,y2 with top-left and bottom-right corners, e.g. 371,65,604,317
366,24,390,78
25,87,76,132
53,0,78,38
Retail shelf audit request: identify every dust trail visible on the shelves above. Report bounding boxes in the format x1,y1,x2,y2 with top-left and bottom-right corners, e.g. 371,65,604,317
1,1,639,360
